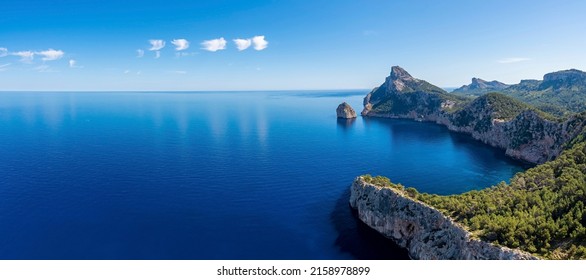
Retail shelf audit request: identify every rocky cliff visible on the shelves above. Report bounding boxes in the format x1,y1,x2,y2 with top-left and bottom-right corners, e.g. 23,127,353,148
362,66,586,164
349,176,538,260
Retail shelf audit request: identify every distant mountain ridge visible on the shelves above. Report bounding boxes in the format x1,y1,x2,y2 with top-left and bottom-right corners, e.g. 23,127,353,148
452,78,509,96
451,68,586,116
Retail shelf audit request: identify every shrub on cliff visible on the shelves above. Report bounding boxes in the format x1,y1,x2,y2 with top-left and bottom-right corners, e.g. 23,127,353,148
417,141,586,259
367,141,586,259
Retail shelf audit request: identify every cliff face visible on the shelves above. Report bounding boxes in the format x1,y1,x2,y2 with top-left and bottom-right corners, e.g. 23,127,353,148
349,176,538,260
362,66,586,164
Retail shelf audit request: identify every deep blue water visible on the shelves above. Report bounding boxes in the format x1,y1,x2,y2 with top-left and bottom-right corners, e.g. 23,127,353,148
0,91,527,259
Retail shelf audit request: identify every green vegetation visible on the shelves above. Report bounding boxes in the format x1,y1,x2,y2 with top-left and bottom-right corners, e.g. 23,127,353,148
364,140,586,259
362,174,404,191
451,70,586,117
502,87,580,117
482,92,530,119
501,71,586,117
371,90,468,116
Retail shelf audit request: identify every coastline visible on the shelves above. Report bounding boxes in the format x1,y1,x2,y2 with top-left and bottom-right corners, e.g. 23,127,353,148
349,176,538,260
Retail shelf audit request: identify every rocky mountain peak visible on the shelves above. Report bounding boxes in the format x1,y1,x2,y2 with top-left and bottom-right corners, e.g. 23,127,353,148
453,77,508,95
385,66,430,93
542,69,586,83
390,66,416,82
471,77,485,84
539,69,586,92
470,78,488,88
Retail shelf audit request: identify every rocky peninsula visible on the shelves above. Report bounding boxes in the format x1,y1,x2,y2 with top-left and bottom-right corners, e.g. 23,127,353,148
349,176,537,260
352,66,586,259
361,66,586,164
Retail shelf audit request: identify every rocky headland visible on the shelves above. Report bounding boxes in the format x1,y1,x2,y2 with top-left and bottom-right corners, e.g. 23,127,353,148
361,66,586,164
349,176,538,260
351,66,586,259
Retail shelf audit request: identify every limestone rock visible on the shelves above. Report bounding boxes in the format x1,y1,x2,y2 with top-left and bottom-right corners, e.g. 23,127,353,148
336,102,357,119
361,66,586,164
349,176,538,260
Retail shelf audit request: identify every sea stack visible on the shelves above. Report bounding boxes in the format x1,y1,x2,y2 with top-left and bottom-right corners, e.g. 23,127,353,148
336,102,357,119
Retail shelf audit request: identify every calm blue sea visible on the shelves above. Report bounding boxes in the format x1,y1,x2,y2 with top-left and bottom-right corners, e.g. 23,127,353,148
0,91,527,259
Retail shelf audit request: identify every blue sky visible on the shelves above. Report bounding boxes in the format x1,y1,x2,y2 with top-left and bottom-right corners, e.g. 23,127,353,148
1,0,585,90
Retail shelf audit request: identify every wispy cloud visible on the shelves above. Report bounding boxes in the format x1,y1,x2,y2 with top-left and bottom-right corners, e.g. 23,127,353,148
201,37,227,52
233,39,252,51
148,40,165,58
498,57,531,64
252,36,268,51
171,70,187,74
149,40,166,51
175,52,197,57
34,65,58,73
36,49,64,61
0,63,10,71
69,59,83,68
137,49,144,58
171,39,190,51
12,51,35,63
0,48,7,57
124,70,141,75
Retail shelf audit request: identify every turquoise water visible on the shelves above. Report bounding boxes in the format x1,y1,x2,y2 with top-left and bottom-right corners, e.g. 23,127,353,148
0,91,527,259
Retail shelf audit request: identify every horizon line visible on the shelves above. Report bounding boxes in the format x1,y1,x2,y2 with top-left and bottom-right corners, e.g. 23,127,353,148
0,88,374,93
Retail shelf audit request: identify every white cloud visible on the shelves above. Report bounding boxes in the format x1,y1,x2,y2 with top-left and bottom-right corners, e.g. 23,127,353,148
69,59,83,68
36,49,64,61
0,48,7,57
175,52,197,57
12,51,35,63
149,40,166,51
201,37,227,52
124,70,131,74
171,39,190,51
137,49,144,58
34,65,57,73
252,36,268,51
233,38,252,51
155,51,161,59
0,63,10,71
498,57,531,64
